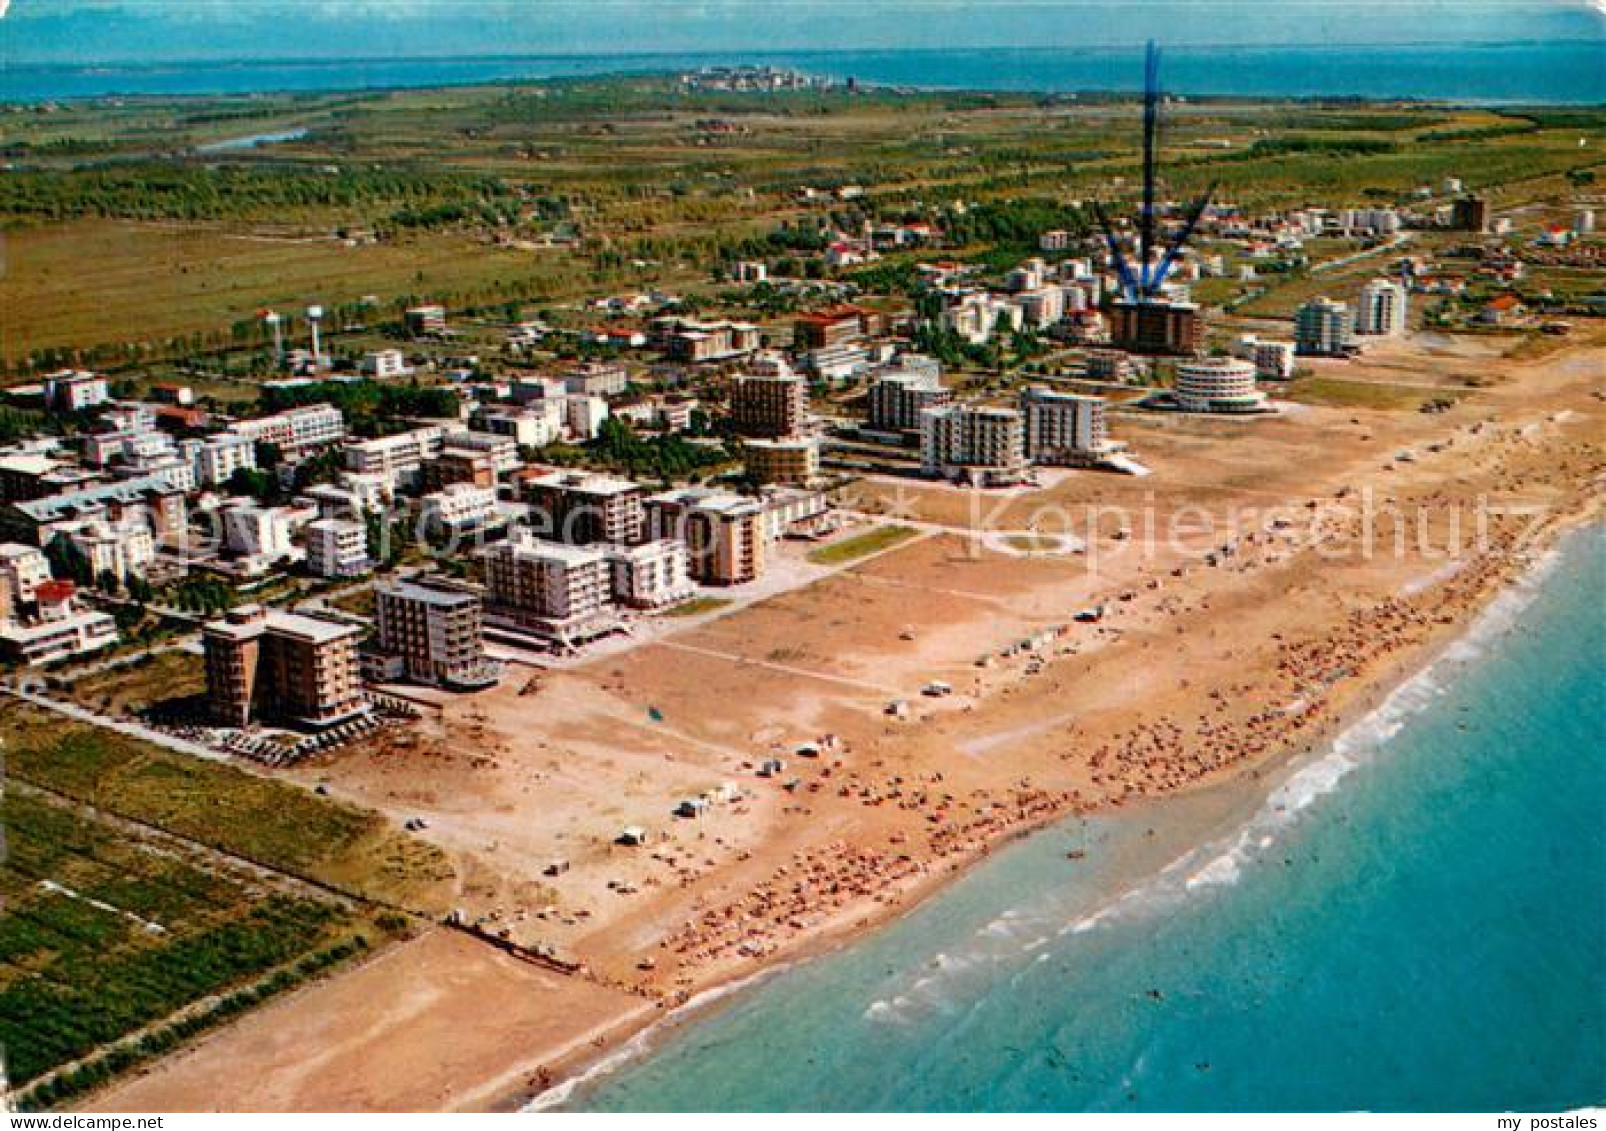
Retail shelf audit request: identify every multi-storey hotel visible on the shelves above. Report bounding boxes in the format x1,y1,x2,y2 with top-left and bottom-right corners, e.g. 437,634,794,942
1019,387,1114,466
919,403,1029,486
867,360,951,435
742,437,820,486
645,488,765,585
373,579,498,690
202,605,368,730
523,470,645,545
484,533,619,647
730,373,809,439
1174,357,1269,414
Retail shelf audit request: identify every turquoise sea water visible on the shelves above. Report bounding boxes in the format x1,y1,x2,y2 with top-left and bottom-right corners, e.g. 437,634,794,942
3,43,1603,104
562,527,1606,1112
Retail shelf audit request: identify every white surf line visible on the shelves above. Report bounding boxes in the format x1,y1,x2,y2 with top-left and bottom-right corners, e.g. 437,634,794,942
39,879,166,935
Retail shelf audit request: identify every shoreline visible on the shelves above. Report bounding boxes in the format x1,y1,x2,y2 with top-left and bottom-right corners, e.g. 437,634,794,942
6,43,1601,105
81,336,1605,1115
516,508,1603,1112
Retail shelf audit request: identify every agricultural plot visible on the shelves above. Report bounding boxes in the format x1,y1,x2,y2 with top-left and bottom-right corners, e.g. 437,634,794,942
1,704,455,911
0,789,361,1092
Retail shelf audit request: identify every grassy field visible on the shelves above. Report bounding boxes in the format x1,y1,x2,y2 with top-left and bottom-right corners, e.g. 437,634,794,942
661,595,734,618
0,220,580,366
3,84,1598,374
1284,375,1455,411
1,703,454,910
808,525,920,566
0,788,372,1094
63,649,207,717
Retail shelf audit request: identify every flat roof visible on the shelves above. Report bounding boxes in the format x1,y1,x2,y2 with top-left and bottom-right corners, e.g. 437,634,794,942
505,535,608,565
378,579,478,609
527,469,641,496
204,606,362,645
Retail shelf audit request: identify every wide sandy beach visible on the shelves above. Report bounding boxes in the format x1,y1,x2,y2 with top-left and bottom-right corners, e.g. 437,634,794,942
89,332,1605,1112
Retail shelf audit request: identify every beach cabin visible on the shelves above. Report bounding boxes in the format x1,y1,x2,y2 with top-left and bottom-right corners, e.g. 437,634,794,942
616,825,650,846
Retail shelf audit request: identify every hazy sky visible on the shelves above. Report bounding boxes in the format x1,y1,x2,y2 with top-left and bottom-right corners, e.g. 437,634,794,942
3,1,1603,63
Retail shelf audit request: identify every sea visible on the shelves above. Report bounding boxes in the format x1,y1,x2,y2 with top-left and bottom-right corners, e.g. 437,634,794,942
549,525,1606,1112
2,42,1604,105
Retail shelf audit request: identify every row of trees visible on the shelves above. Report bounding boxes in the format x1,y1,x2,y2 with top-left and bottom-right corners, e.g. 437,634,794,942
0,163,519,225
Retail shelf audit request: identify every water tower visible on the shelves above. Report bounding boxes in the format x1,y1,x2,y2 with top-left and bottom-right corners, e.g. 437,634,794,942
306,304,325,364
261,309,284,362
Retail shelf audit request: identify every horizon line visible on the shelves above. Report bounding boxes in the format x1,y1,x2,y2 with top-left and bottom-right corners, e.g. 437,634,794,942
5,37,1602,68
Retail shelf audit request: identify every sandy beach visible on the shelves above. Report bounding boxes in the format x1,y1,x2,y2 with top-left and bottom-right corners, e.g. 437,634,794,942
87,333,1605,1113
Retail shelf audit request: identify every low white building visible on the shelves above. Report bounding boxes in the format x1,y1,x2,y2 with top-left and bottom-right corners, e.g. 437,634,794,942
1233,335,1297,380
359,349,413,379
222,503,298,560
0,583,118,664
304,517,371,579
420,482,498,532
61,518,156,582
185,433,258,488
606,539,694,609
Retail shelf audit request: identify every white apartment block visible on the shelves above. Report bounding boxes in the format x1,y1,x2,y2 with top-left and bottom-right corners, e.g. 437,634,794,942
229,403,346,455
868,360,950,433
62,519,156,581
441,430,520,475
420,482,498,531
44,370,111,413
942,293,1024,345
305,518,371,579
564,395,610,441
344,426,445,490
0,542,51,612
359,349,413,379
1338,208,1401,236
82,427,177,469
1356,278,1409,336
475,406,564,449
1020,387,1112,465
1235,336,1297,380
564,362,630,398
920,403,1028,486
485,534,618,643
1011,286,1066,329
125,453,196,494
1295,297,1356,356
185,433,258,488
223,503,297,559
606,539,694,610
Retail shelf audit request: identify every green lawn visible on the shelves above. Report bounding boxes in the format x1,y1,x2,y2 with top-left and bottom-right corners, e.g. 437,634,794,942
808,525,920,566
661,596,734,618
